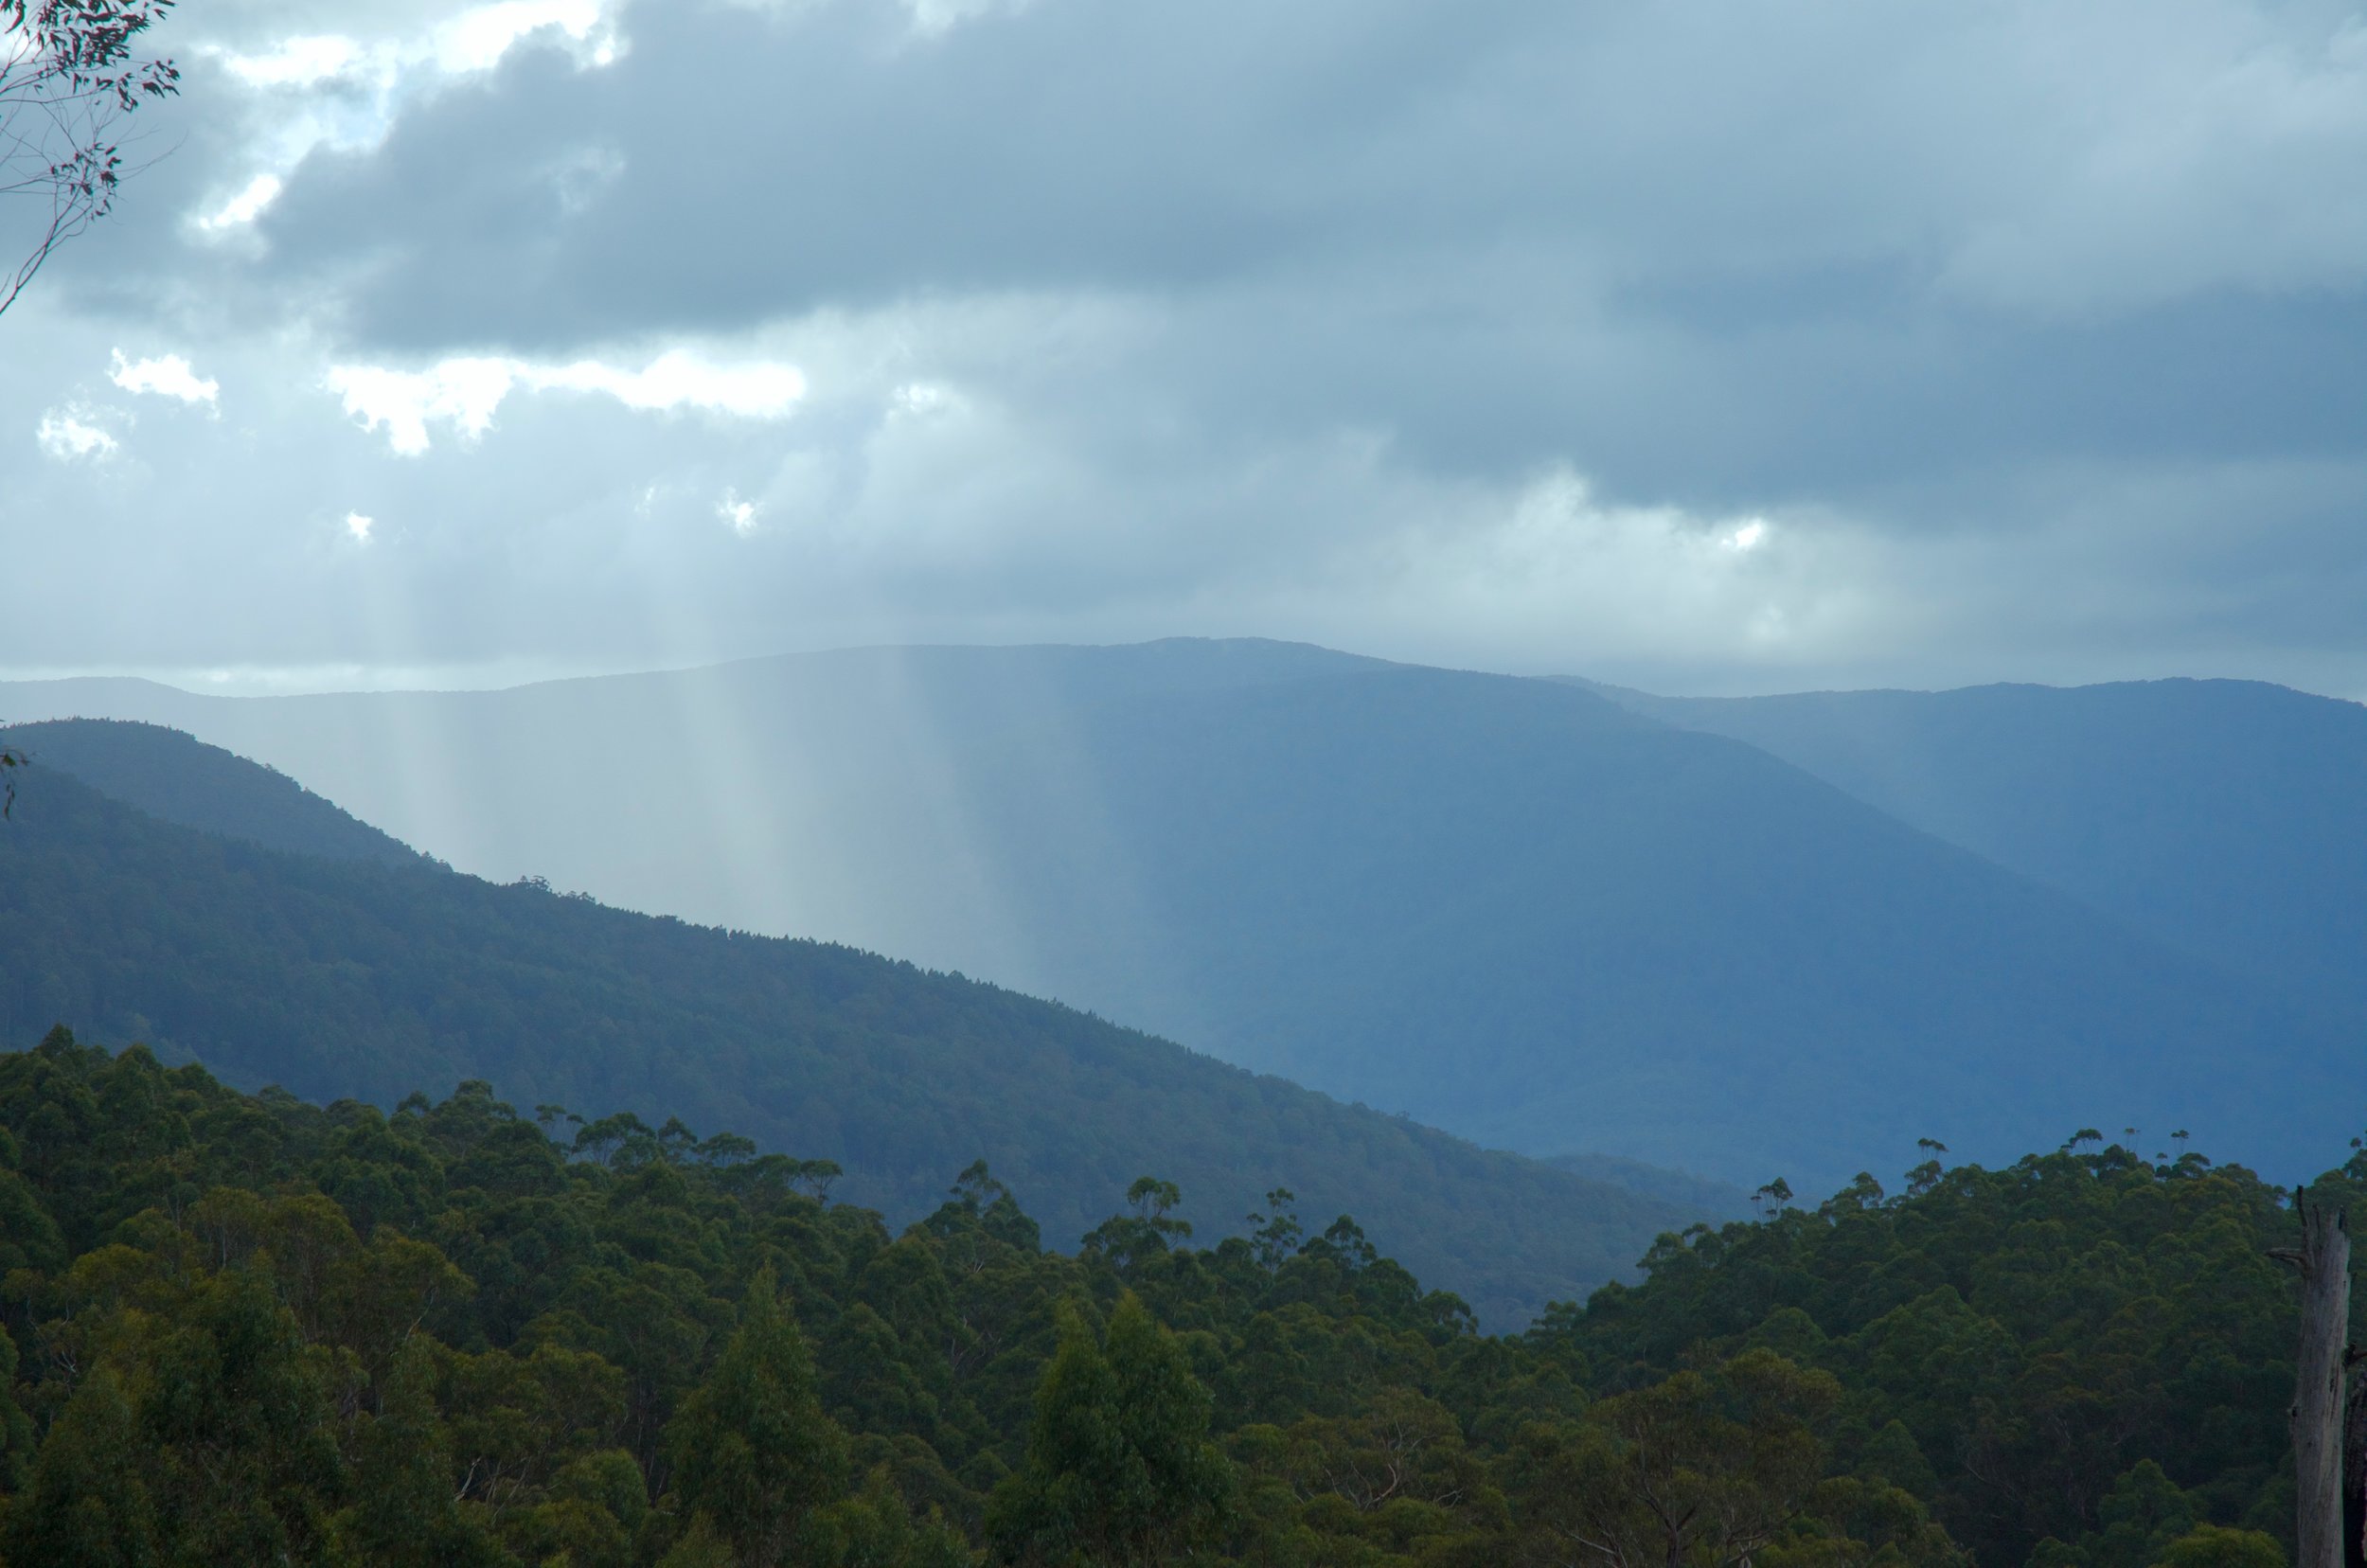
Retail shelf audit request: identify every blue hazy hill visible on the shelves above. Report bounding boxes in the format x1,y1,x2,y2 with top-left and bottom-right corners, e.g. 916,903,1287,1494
6,644,2348,1197
896,662,2350,1190
1594,677,2367,1029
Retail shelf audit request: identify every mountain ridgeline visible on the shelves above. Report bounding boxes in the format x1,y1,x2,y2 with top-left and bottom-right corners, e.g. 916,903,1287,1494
0,727,1695,1328
6,642,2356,1194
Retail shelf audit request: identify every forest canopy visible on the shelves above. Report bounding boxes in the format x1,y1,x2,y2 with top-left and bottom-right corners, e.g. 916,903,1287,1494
0,1027,2352,1567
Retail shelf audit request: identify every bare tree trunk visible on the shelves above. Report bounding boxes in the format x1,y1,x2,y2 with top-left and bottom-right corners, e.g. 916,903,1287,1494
2277,1190,2352,1568
2343,1363,2366,1568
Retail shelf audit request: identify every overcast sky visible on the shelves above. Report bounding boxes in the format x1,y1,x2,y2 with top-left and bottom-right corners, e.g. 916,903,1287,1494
5,0,2364,697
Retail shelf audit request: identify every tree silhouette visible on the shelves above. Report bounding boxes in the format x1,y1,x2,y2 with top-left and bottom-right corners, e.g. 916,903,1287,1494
0,0,180,318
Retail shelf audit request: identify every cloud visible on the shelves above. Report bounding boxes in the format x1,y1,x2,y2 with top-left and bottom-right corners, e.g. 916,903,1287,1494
110,351,222,407
2,0,2363,704
195,174,289,234
208,0,619,86
1934,9,2367,313
225,0,2367,352
221,34,367,89
1366,473,1871,668
717,490,759,536
897,0,1037,39
325,358,513,453
176,0,627,258
326,349,805,454
428,0,616,74
346,511,378,542
35,406,124,462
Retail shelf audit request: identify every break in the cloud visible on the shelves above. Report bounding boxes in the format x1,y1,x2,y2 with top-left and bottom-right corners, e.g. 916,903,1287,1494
169,0,624,245
325,349,805,454
2,0,2363,696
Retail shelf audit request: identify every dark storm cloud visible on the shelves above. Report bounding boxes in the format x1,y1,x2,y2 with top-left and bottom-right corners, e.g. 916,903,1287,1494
236,0,2367,507
5,0,2364,696
257,0,1535,339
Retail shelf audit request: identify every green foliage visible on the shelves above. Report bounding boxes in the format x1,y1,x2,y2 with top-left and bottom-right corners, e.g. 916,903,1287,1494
142,1265,347,1561
2153,1523,2288,1568
0,1034,2353,1568
665,1272,849,1568
347,1335,507,1567
986,1294,1233,1565
0,1303,33,1493
1,1366,158,1568
1535,1141,2352,1566
1512,1348,1840,1568
807,1468,974,1568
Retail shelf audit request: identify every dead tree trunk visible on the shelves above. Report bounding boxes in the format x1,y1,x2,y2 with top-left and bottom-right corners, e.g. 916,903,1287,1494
2274,1189,2352,1568
2344,1360,2367,1568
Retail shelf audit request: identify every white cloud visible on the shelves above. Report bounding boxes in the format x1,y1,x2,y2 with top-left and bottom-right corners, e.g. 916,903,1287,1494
196,174,288,234
213,0,617,85
110,351,222,407
1350,468,1862,667
327,357,516,455
35,407,123,462
891,382,960,417
326,349,807,454
718,490,760,536
899,0,1035,39
536,351,806,418
222,34,365,88
431,0,615,73
346,511,377,543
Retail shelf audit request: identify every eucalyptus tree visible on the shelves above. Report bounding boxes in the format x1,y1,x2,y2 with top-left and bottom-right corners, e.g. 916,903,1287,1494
0,0,179,317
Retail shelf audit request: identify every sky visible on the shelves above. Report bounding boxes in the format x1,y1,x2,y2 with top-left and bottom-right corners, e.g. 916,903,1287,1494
4,0,2365,698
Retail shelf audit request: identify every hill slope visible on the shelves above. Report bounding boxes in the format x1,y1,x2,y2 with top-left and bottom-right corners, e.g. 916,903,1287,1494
3,643,2347,1194
1593,678,2367,1025
892,664,2347,1188
0,718,425,866
0,751,1689,1328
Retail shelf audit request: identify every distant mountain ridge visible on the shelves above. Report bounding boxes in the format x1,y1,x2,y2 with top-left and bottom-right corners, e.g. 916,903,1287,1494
5,641,2353,1195
0,734,1695,1328
1589,676,2367,1028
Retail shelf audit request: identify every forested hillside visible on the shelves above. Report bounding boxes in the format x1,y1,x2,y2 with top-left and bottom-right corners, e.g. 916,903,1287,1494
0,1032,2342,1567
0,749,1687,1328
4,647,2350,1194
0,719,425,868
